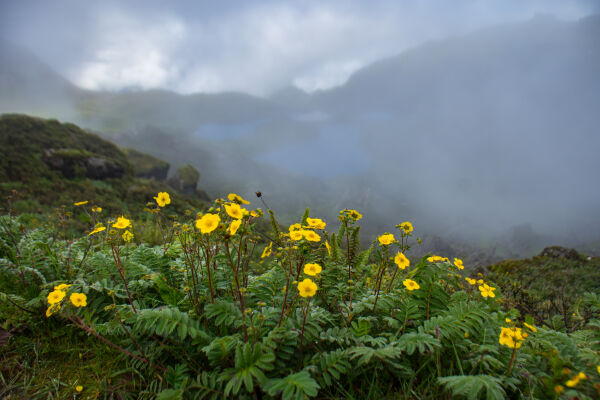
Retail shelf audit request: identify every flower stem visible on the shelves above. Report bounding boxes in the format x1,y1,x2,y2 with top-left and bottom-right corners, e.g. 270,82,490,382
506,347,517,376
298,298,311,367
110,242,136,313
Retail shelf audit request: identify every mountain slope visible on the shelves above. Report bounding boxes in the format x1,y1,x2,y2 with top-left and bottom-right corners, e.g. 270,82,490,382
0,114,206,222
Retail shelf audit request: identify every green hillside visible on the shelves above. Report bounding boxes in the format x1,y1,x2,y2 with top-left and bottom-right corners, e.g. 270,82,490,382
483,246,600,331
0,114,207,227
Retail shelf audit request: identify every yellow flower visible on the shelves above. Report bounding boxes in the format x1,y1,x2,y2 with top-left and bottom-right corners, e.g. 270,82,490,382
70,293,87,307
345,209,362,220
250,210,259,217
88,224,106,236
228,219,241,236
554,385,564,394
45,303,61,317
325,240,331,255
477,279,484,284
597,365,600,374
478,284,496,298
523,322,537,332
224,203,245,219
122,230,134,242
54,283,72,291
465,277,476,285
464,331,469,338
505,318,512,323
289,223,302,232
297,278,318,297
303,230,321,242
454,258,464,270
261,242,272,258
498,327,525,349
74,201,88,206
228,193,250,205
427,255,444,262
400,221,413,234
306,218,326,229
565,372,586,388
290,230,304,241
378,233,395,245
47,290,65,304
154,192,171,207
498,327,524,349
112,216,131,230
403,279,420,291
91,206,102,213
304,263,322,276
76,385,83,392
394,252,410,270
196,213,220,234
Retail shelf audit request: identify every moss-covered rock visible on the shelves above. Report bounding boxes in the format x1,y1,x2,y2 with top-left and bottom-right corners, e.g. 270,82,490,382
168,164,200,196
123,148,170,181
538,245,585,261
42,148,126,179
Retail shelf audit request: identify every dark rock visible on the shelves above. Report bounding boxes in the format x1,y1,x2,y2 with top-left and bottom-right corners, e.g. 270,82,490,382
538,246,584,261
168,164,200,196
42,148,125,180
85,156,125,179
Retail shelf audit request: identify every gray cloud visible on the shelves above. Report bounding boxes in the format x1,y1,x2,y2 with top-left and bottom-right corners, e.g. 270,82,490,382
1,0,598,96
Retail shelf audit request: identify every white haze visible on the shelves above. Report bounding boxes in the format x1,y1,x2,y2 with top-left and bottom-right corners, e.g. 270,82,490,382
1,1,600,262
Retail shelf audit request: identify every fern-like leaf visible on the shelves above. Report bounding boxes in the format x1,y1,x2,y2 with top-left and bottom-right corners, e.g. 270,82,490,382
437,375,506,400
310,349,351,388
263,370,320,400
204,300,243,329
393,332,441,355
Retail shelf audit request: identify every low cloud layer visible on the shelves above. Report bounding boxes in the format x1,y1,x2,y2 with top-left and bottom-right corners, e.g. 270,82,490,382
1,0,598,95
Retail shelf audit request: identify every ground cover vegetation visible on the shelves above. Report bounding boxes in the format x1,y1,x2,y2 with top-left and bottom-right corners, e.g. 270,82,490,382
1,190,600,399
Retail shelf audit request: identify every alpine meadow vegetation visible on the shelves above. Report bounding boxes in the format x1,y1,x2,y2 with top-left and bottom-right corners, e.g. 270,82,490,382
1,192,600,399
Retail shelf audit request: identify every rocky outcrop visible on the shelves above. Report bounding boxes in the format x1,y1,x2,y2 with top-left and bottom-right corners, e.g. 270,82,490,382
538,246,584,261
123,148,170,181
42,148,125,179
168,164,200,196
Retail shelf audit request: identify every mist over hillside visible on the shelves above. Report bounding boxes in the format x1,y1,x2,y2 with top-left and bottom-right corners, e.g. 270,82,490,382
2,15,600,260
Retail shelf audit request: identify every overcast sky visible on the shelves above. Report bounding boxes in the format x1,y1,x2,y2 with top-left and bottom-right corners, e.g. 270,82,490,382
1,0,598,96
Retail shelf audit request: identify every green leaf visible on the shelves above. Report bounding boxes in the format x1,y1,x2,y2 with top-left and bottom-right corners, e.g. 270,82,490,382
156,388,183,400
394,332,440,355
222,343,275,396
264,370,320,400
437,375,506,400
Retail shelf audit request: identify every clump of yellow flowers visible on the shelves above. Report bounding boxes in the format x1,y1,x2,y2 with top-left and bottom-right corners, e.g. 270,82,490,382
498,326,526,349
46,283,87,317
566,371,587,387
